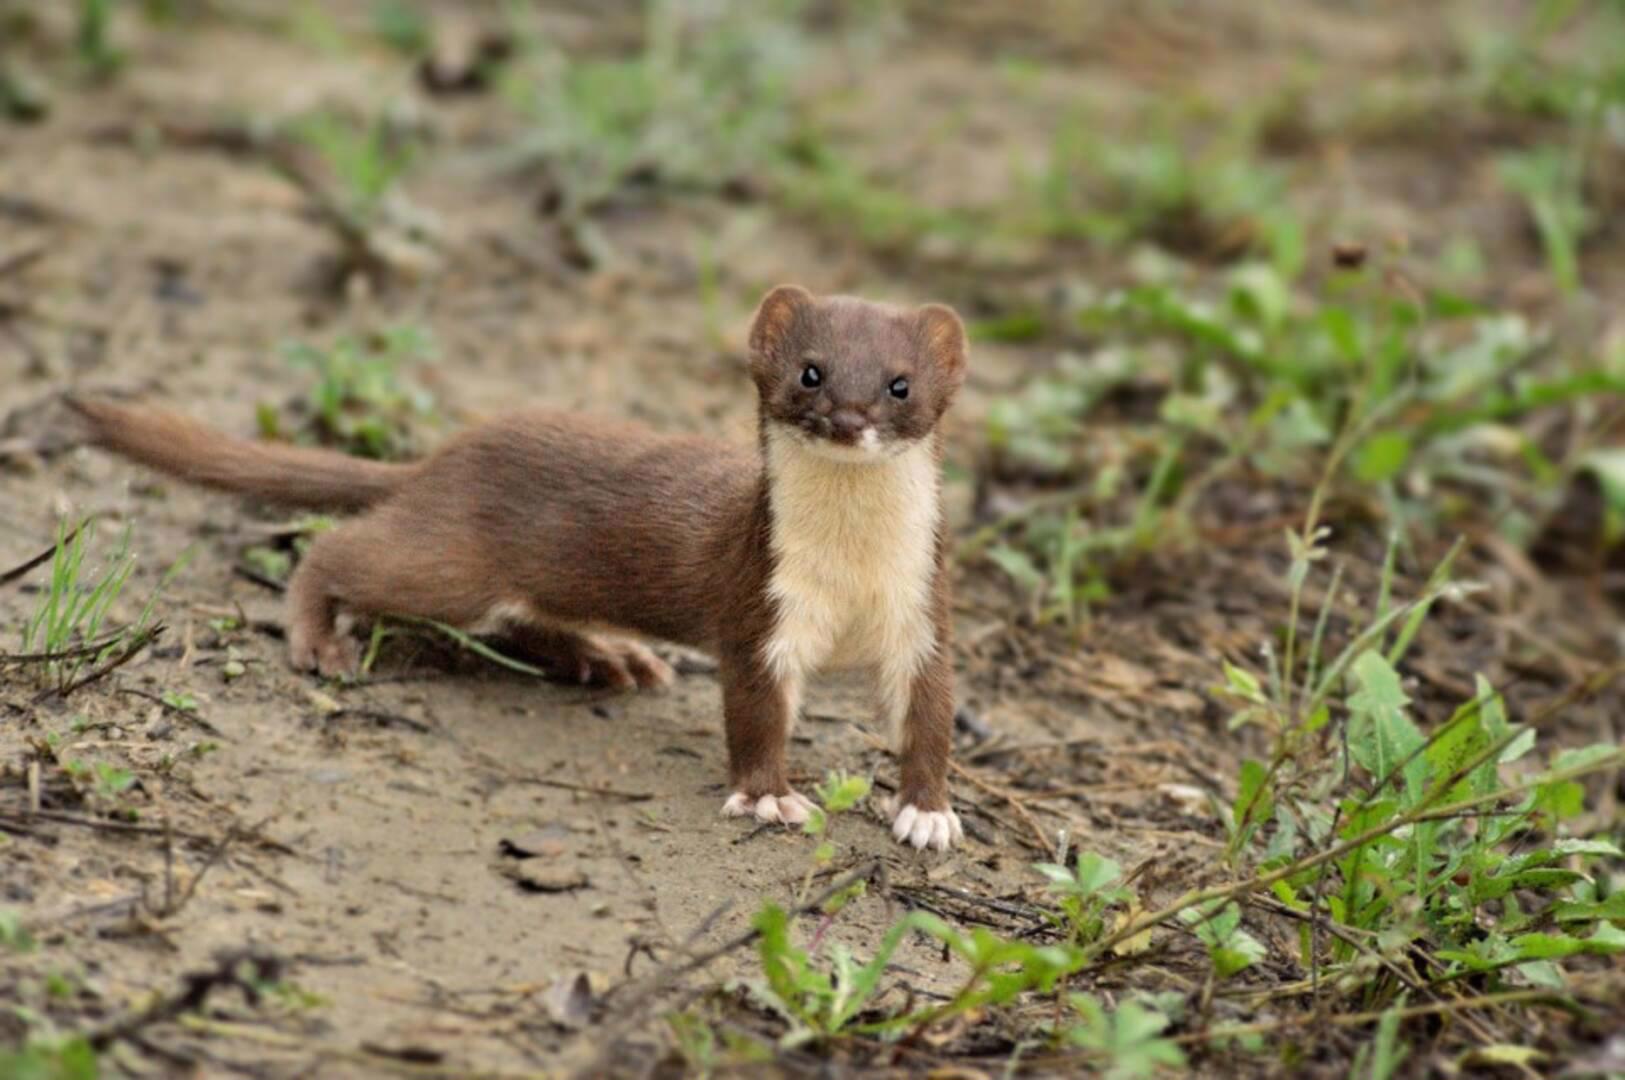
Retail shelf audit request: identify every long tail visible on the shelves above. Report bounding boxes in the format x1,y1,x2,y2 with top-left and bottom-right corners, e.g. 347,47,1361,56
67,396,417,512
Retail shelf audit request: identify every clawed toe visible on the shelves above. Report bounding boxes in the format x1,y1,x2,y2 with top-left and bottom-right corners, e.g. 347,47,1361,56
571,637,676,692
621,645,676,691
288,630,359,679
722,790,813,826
886,799,964,851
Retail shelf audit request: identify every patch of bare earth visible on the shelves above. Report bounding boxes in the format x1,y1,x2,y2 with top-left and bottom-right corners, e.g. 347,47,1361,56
2,2,1621,1076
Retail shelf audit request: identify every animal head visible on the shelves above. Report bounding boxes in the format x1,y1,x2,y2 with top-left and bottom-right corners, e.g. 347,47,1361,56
747,285,967,463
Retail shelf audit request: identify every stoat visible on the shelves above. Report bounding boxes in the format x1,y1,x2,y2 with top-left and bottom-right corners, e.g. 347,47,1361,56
69,285,968,849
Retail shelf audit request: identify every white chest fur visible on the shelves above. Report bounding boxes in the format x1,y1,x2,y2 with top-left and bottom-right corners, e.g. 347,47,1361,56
760,428,941,699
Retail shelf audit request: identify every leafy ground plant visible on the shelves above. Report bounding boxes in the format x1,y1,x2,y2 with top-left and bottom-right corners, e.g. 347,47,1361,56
261,325,437,460
1207,518,1625,1030
1029,103,1297,268
500,0,807,219
0,1036,99,1080
10,520,185,694
1498,146,1590,295
282,109,439,279
1035,849,1133,947
975,250,1625,620
704,519,1623,1071
1066,995,1186,1080
75,0,123,79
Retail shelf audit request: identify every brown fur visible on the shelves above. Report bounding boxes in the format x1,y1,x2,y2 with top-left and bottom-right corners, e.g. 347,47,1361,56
68,286,968,843
67,398,414,513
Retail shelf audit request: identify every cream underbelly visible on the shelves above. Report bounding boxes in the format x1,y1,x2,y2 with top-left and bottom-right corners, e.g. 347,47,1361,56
759,427,942,711
769,590,930,674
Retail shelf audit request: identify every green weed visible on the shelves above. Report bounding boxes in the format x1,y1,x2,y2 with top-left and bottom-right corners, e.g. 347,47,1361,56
1580,447,1625,543
239,545,291,582
1212,522,1625,1010
0,1037,99,1080
1464,0,1625,293
1461,0,1625,122
292,111,416,224
1030,105,1300,274
89,761,134,800
360,614,550,680
286,106,428,262
974,255,1625,609
1,908,35,952
968,311,1047,344
281,109,439,278
1034,849,1133,947
1350,997,1408,1080
740,780,1179,1070
1177,900,1265,980
13,521,189,693
44,971,78,1001
665,1009,719,1077
1066,995,1186,1079
263,980,330,1012
288,0,348,55
746,774,1094,1050
0,61,49,122
1498,147,1590,295
266,326,436,460
500,0,807,220
798,770,871,881
664,1007,773,1076
734,772,915,1046
371,0,429,57
729,521,1624,1067
19,521,133,670
59,759,135,808
75,0,123,79
752,902,1084,1048
774,141,981,258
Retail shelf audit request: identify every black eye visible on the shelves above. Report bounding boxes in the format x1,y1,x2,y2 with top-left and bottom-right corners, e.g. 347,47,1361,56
889,376,909,400
801,365,822,389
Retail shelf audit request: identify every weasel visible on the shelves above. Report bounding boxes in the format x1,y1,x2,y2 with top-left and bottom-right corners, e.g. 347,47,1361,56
68,285,968,850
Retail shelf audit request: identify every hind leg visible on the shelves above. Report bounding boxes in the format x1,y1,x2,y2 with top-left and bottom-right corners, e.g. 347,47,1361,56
286,542,360,678
503,624,675,691
284,512,495,678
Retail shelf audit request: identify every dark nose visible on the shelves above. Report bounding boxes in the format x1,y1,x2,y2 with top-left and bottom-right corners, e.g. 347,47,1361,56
829,408,867,441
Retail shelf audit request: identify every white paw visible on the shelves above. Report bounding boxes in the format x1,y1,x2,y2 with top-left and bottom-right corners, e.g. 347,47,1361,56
887,800,963,851
721,790,814,826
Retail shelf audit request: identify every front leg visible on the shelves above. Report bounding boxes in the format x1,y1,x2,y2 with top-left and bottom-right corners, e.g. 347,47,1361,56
718,652,813,826
878,637,963,851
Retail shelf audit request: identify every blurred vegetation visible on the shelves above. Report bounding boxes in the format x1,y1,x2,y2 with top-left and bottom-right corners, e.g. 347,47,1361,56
259,325,439,460
2,0,1623,1075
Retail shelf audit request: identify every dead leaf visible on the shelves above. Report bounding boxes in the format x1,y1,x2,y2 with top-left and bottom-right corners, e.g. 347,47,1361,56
1459,1044,1546,1069
1158,782,1211,817
360,1042,445,1065
498,827,570,860
1110,900,1153,956
541,972,594,1029
500,862,588,894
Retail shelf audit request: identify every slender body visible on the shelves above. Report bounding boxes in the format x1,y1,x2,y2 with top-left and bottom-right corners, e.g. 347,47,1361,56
70,285,967,849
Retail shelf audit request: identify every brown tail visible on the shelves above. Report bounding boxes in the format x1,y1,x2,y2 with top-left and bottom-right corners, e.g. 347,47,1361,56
67,396,417,512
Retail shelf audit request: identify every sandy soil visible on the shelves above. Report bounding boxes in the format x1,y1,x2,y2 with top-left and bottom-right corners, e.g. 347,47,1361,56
2,2,1620,1076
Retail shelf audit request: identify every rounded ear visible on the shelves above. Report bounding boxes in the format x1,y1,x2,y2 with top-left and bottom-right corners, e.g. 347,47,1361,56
916,303,968,391
748,284,814,360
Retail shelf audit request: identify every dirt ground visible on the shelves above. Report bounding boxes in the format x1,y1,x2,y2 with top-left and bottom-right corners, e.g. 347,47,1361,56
2,2,1622,1077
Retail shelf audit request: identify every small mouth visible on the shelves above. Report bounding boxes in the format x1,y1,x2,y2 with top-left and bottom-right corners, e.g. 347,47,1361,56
782,422,889,463
795,416,871,447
